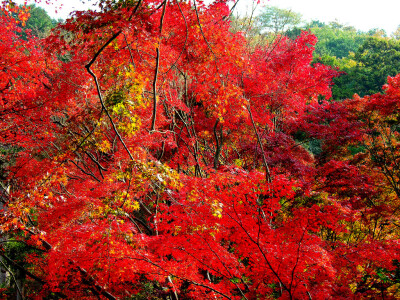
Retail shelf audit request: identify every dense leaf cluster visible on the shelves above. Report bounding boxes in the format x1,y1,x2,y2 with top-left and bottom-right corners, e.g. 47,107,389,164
1,1,400,299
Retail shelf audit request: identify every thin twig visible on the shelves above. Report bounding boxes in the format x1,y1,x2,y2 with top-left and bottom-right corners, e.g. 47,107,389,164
164,0,188,75
85,1,143,161
246,104,271,182
86,67,135,161
123,33,137,69
151,0,167,131
193,0,219,72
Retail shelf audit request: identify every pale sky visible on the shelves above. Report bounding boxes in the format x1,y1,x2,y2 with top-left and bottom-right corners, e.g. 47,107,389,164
16,0,400,34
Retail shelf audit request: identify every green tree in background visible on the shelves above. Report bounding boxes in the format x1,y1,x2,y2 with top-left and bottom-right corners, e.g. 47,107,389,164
392,25,400,40
24,5,59,37
314,53,359,99
257,6,302,35
352,36,400,95
237,6,399,100
309,21,368,59
230,6,303,48
318,36,400,99
367,28,387,38
304,22,397,99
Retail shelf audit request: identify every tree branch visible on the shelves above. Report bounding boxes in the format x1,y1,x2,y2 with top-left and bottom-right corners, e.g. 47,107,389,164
151,0,167,131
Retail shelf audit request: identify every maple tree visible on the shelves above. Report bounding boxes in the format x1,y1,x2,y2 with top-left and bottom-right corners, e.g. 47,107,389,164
1,0,400,299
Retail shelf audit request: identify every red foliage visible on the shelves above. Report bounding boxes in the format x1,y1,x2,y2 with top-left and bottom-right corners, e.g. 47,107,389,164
1,1,400,299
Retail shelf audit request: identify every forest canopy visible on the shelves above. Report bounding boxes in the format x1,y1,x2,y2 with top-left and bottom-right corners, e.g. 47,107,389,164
1,0,400,299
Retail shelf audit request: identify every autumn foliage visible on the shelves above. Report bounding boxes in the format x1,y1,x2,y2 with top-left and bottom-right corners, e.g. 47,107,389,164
1,0,400,299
